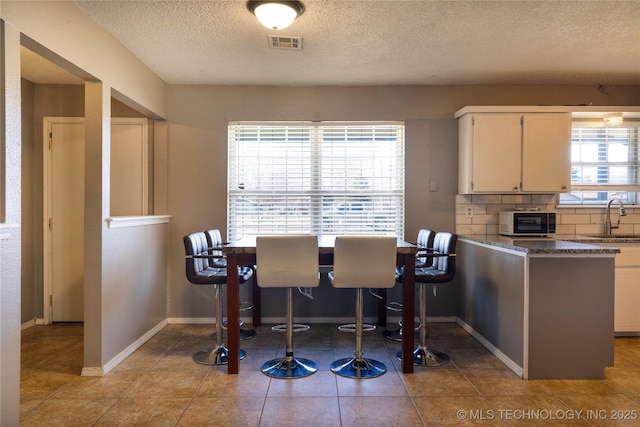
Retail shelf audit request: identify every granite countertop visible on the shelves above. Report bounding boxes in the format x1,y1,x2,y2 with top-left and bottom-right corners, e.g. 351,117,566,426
459,234,621,254
560,234,640,244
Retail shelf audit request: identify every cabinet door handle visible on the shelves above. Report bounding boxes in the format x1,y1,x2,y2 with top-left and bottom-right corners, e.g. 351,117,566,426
561,185,567,190
513,186,519,191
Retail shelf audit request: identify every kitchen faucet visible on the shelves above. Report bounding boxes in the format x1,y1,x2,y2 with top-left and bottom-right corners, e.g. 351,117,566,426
605,197,627,235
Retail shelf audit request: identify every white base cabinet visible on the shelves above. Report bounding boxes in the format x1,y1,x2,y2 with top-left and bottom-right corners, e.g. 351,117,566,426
603,243,640,333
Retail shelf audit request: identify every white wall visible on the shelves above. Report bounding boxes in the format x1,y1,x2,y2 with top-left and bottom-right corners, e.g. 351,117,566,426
1,19,23,427
1,1,166,120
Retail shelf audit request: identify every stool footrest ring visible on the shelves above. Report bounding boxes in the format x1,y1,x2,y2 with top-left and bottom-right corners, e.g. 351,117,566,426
385,301,403,312
222,319,244,329
337,323,376,333
239,301,254,312
272,323,310,333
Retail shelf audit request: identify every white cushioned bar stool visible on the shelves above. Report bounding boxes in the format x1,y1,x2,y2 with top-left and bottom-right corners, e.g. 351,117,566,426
330,235,398,379
204,228,256,341
183,232,253,365
256,235,320,379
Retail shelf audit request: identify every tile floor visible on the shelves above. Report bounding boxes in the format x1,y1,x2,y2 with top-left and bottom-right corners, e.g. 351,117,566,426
20,322,640,426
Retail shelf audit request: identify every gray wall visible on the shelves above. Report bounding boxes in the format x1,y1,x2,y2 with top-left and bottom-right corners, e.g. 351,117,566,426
165,84,640,321
20,83,153,323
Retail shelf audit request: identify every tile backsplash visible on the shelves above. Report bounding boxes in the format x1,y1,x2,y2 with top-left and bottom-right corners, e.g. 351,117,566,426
455,194,640,237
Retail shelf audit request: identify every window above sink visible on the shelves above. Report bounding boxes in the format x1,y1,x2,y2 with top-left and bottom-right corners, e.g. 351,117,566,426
560,113,640,206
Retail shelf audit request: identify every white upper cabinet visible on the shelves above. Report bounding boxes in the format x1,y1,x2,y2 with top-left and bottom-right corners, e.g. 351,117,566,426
520,113,571,192
457,109,571,194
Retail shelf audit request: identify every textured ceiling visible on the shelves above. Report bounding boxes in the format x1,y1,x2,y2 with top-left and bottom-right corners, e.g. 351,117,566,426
23,1,640,86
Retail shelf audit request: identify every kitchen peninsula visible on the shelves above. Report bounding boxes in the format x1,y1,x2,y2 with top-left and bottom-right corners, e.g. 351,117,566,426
455,235,619,379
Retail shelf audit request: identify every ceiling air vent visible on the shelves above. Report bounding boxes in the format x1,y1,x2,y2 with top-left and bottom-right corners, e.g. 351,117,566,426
268,35,303,50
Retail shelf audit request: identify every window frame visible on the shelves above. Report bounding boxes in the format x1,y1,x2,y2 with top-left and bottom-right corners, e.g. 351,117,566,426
227,121,405,241
560,119,640,205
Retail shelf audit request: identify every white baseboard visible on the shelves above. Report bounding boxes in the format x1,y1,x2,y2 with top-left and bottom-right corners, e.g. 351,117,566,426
21,318,65,330
82,319,168,377
456,317,524,378
168,316,252,325
169,316,358,325
21,319,36,331
81,366,104,377
168,316,459,325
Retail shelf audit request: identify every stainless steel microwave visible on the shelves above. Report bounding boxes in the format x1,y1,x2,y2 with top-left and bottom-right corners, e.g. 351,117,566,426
499,211,556,236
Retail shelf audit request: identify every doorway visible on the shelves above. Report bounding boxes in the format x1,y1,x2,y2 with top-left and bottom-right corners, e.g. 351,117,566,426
42,117,149,323
43,117,85,322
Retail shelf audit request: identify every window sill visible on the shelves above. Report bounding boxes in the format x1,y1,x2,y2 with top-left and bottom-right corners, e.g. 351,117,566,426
106,215,171,229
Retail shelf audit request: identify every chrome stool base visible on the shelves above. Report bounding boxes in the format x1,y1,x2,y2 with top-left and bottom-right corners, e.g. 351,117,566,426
396,345,450,367
330,356,387,379
261,356,318,379
193,345,246,365
383,320,420,342
219,319,256,341
239,328,257,340
383,327,403,341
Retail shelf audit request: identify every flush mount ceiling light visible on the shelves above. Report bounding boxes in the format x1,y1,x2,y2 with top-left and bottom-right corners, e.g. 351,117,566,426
603,113,624,127
247,1,305,30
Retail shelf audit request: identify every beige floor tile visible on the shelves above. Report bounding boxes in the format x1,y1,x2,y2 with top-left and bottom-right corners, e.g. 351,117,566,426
413,395,501,426
556,393,640,427
197,369,271,398
20,370,77,400
19,323,640,426
336,370,409,397
121,370,206,399
627,392,640,404
484,395,592,426
50,374,138,400
149,349,214,372
111,348,166,373
605,365,640,393
260,396,340,427
449,346,515,371
19,398,117,427
177,397,264,426
19,398,44,418
401,368,480,397
464,368,552,396
93,398,190,426
339,396,424,426
235,348,282,371
266,369,338,397
539,378,619,396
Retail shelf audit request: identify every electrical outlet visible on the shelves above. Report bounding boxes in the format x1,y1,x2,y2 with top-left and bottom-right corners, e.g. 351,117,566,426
465,206,473,218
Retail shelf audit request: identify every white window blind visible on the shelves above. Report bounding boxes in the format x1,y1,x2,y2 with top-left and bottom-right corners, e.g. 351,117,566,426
560,121,640,204
227,122,405,241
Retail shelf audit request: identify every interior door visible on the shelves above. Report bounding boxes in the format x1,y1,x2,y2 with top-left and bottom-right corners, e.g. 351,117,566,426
49,120,85,322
